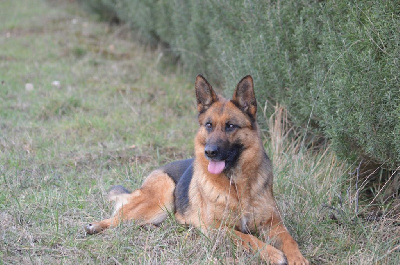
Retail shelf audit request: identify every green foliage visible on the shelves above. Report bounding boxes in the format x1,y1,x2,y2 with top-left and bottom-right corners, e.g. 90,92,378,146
317,1,400,168
79,0,400,169
78,0,119,21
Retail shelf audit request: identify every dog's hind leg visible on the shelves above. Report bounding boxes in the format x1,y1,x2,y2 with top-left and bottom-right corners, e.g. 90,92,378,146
85,170,175,234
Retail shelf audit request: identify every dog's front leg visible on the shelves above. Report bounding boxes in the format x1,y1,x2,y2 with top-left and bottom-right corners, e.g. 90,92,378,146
266,213,309,265
231,230,287,265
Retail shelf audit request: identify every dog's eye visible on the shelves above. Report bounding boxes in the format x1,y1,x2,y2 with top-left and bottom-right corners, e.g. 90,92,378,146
226,123,238,131
205,122,212,130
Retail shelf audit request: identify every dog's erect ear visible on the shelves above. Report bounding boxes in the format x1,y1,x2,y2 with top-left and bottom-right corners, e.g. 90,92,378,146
232,75,257,119
195,75,218,114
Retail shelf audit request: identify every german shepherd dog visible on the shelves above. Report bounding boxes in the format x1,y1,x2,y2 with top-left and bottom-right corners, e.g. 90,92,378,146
85,75,308,265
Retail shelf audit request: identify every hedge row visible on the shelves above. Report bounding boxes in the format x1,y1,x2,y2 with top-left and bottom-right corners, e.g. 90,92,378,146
79,0,400,170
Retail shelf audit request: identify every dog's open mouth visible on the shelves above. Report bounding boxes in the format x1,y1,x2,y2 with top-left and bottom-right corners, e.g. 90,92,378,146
208,160,225,174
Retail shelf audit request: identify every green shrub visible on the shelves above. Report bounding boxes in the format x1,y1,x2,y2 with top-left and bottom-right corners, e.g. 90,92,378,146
115,0,160,44
79,0,119,21
78,0,400,169
317,1,400,168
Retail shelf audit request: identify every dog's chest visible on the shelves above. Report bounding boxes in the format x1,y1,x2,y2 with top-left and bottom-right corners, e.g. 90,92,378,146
206,184,240,210
207,193,262,233
204,182,252,219
193,175,273,229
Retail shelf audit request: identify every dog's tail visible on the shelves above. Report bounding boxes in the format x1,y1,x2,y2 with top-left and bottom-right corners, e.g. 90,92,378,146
108,185,131,215
108,185,131,200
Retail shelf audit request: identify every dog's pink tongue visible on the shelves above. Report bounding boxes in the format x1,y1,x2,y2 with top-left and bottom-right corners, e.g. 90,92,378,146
208,161,225,174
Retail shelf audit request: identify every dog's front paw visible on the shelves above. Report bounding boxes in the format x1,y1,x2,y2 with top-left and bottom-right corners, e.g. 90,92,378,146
285,252,309,265
261,245,287,265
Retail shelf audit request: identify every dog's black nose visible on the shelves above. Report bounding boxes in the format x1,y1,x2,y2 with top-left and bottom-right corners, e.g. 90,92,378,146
205,145,218,158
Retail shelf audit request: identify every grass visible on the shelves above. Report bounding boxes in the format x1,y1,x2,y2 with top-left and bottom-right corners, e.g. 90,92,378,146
0,0,399,264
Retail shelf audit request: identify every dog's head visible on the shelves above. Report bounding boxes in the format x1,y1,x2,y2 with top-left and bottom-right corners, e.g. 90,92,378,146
194,75,260,175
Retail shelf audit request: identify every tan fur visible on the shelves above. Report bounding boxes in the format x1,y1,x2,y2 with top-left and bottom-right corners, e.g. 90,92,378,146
85,171,175,234
86,75,308,265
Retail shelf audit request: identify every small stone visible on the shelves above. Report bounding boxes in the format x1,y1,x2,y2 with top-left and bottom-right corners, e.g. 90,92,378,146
52,80,61,88
25,83,34,91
